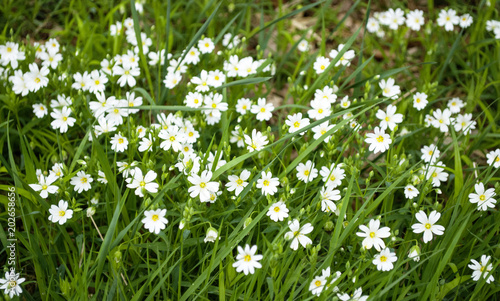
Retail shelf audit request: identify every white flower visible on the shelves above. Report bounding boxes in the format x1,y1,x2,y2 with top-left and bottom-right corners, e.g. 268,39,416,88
50,107,76,133
314,86,337,104
88,70,108,94
191,70,210,92
406,10,425,31
313,56,330,74
29,173,58,199
204,227,219,243
141,209,168,234
0,42,25,69
469,255,494,283
308,99,332,120
232,244,263,275
184,91,204,108
365,126,392,154
97,170,107,184
25,63,50,92
379,78,400,99
329,44,355,66
70,171,93,193
437,9,459,31
459,14,473,28
159,126,186,152
284,219,314,250
447,97,464,113
198,37,215,54
386,8,406,30
469,182,497,211
256,171,280,196
125,91,142,114
296,160,318,183
376,104,403,131
236,98,253,115
453,113,476,134
250,98,274,121
32,103,48,118
48,200,73,225
421,144,440,163
138,134,154,152
408,246,421,262
424,161,449,187
320,164,345,188
431,108,452,132
204,92,228,114
188,170,220,202
373,248,397,271
339,95,351,108
244,129,269,152
312,122,335,142
0,271,26,298
298,40,309,52
51,163,64,178
285,113,310,134
226,170,251,196
310,268,341,296
9,70,30,96
320,186,341,213
404,184,419,200
356,219,391,251
207,69,225,87
267,201,289,222
163,71,182,89
338,287,369,301
411,211,445,243
126,167,159,197
110,133,129,152
367,18,380,33
113,64,140,87
413,92,428,111
40,49,63,69
486,149,500,168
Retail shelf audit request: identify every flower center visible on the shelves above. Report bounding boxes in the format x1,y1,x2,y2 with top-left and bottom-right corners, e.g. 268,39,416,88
6,47,12,52
95,80,100,85
194,99,199,104
263,180,269,186
9,280,16,288
35,77,41,83
304,170,309,176
380,255,387,262
152,214,159,221
315,280,322,287
140,181,146,187
237,179,243,185
42,185,48,190
212,103,217,108
439,119,444,124
124,70,130,75
428,151,433,155
205,43,209,48
416,98,421,103
385,117,390,122
329,175,335,181
184,147,189,152
215,76,219,80
383,88,389,94
189,132,194,137
114,108,119,114
369,232,376,238
376,136,384,143
81,177,88,183
63,116,68,121
118,138,124,144
479,195,486,201
425,223,431,229
480,266,485,272
320,65,325,70
321,130,326,135
170,136,175,141
274,206,280,212
244,255,251,262
318,109,323,113
59,210,66,216
200,182,206,188
432,172,438,178
293,121,300,128
260,108,266,113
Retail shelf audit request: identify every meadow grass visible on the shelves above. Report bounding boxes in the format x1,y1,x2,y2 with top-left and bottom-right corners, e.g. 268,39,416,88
1,0,500,300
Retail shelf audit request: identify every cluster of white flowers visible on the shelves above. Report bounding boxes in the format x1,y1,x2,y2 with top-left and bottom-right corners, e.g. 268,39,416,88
367,7,473,38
